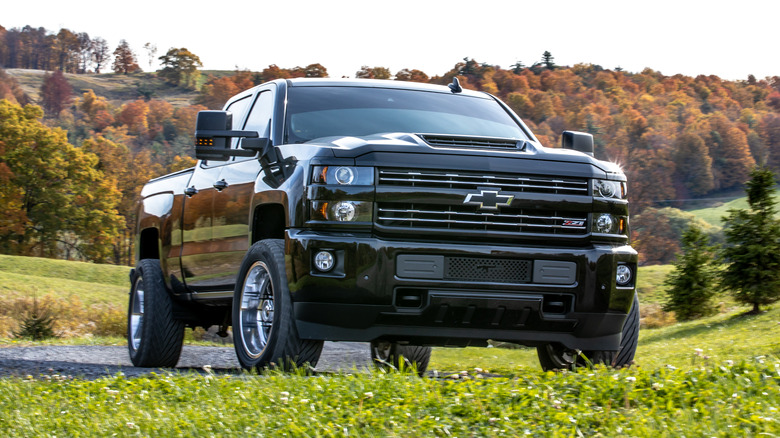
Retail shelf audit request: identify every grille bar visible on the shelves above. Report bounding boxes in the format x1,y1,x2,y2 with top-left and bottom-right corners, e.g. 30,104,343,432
377,204,587,234
379,169,588,195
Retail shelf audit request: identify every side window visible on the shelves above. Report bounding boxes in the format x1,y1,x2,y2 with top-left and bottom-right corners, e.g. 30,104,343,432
225,95,253,150
244,91,274,139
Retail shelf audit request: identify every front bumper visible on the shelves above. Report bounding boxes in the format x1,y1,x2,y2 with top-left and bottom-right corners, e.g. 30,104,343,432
285,229,637,350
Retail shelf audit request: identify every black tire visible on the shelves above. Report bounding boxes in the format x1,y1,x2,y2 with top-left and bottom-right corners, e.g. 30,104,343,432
370,341,432,376
232,239,323,371
537,293,640,371
128,259,185,367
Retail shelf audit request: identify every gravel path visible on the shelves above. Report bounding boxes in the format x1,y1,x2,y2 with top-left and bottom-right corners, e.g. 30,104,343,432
0,342,372,379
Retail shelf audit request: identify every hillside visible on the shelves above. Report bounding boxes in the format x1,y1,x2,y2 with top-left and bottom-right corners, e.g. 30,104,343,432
4,68,211,107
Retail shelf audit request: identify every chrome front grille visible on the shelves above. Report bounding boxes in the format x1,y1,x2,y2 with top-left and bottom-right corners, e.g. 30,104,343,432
378,169,589,196
376,168,590,238
377,203,587,234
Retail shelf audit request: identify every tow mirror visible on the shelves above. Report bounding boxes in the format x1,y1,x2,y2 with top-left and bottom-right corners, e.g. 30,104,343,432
194,111,259,161
561,131,594,156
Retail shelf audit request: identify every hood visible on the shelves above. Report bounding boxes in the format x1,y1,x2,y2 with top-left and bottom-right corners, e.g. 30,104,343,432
303,133,625,177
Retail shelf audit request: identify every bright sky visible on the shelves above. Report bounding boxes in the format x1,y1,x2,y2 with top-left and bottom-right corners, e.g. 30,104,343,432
3,0,778,81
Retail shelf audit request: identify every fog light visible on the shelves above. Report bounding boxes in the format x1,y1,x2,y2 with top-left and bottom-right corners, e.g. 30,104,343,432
595,214,614,233
616,264,632,286
314,251,335,272
333,201,357,221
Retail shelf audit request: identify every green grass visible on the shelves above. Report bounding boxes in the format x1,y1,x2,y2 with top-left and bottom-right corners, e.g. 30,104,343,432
0,357,777,436
0,254,129,307
635,264,673,305
0,254,130,287
686,188,780,227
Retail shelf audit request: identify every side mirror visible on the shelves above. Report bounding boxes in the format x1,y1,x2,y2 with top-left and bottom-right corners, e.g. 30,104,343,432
194,111,259,161
561,131,594,157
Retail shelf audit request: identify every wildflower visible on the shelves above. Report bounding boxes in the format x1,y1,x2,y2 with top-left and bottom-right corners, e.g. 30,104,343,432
363,392,374,399
625,376,636,382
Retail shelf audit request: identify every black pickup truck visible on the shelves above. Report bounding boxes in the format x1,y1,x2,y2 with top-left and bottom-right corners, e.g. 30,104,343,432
129,78,639,373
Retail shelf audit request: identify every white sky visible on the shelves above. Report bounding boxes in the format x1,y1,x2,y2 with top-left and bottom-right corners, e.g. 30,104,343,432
3,0,778,81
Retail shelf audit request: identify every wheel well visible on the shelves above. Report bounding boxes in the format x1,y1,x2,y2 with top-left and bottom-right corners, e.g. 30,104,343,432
138,227,160,260
252,204,286,243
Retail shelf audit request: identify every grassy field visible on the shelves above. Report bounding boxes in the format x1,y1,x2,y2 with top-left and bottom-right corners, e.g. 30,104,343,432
0,255,778,436
685,188,780,227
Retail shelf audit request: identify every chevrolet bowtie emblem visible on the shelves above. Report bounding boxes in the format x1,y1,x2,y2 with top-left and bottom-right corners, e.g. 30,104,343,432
463,190,514,210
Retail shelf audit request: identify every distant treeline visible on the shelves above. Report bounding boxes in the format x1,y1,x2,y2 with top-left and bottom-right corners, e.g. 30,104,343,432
0,24,131,73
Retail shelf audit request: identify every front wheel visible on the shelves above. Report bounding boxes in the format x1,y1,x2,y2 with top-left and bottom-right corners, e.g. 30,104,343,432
232,239,323,371
127,259,185,367
537,293,640,371
370,341,432,376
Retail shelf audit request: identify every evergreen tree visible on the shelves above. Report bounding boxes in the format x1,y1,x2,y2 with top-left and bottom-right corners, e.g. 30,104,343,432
663,225,718,320
542,51,556,69
719,166,780,313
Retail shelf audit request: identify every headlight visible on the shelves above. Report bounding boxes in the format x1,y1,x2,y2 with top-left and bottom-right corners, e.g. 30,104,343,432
312,166,374,185
594,179,626,199
593,213,628,235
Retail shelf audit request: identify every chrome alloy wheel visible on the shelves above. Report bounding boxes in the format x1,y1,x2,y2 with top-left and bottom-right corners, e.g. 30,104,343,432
371,341,393,363
239,261,275,358
129,277,145,350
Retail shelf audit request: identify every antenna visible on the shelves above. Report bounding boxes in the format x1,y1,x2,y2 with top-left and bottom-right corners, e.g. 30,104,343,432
448,77,463,93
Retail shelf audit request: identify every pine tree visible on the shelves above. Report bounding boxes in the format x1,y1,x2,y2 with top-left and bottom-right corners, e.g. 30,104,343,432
719,166,780,313
542,51,556,69
663,225,718,320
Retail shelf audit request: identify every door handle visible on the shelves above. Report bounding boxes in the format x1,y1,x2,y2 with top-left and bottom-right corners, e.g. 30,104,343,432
184,186,198,197
213,179,229,191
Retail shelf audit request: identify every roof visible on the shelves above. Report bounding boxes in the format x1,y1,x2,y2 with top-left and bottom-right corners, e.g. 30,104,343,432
284,77,489,98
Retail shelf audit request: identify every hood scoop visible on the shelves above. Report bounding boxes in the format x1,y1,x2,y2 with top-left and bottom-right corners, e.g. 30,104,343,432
420,134,529,151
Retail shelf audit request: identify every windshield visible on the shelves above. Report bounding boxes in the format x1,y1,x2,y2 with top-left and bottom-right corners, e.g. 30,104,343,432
284,86,529,144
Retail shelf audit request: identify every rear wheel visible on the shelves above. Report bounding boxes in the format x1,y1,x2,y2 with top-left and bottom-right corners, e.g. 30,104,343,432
537,293,640,371
370,341,432,376
127,259,185,367
232,239,323,371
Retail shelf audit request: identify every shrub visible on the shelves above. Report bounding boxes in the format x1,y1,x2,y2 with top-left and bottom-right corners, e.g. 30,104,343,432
13,295,56,340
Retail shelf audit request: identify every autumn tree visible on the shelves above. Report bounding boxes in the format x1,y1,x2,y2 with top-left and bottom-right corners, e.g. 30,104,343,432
395,68,429,83
91,37,110,73
40,70,73,116
719,167,780,313
0,68,30,105
0,100,122,261
663,225,718,320
82,135,163,263
116,99,150,136
304,63,328,78
158,47,202,88
142,42,157,70
673,133,714,197
75,89,114,131
355,66,391,79
112,39,140,74
197,76,241,109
